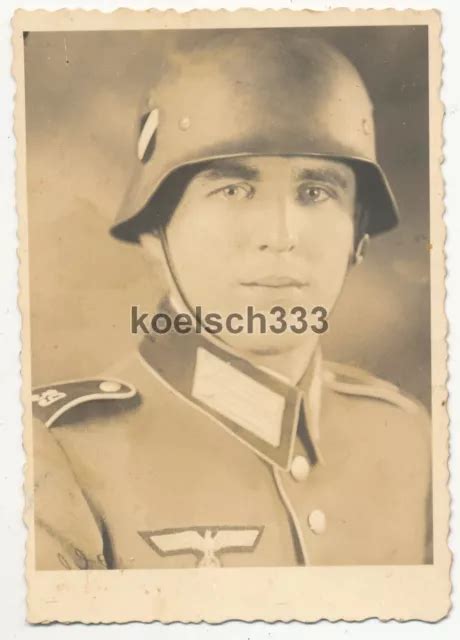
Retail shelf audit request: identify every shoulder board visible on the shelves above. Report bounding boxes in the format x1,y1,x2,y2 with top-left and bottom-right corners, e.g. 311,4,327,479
322,361,420,414
31,378,137,428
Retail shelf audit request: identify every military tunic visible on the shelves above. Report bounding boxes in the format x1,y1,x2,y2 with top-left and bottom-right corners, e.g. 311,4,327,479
32,324,432,570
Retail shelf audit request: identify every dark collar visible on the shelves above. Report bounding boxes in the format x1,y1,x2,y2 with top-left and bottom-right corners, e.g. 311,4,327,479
138,301,322,470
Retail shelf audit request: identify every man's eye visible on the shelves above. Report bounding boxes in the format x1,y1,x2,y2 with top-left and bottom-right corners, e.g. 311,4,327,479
211,183,254,201
297,184,335,205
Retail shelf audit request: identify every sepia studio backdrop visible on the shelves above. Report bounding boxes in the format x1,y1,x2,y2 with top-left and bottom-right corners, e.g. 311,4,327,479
24,27,431,409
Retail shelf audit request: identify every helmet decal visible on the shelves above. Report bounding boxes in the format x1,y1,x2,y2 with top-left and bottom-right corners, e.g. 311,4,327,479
137,108,159,162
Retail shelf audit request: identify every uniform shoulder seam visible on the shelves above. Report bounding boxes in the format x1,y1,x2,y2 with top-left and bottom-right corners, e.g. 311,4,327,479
323,361,420,414
31,378,137,428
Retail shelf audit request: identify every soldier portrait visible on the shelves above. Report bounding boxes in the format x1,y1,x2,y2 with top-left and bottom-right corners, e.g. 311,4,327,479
24,22,434,575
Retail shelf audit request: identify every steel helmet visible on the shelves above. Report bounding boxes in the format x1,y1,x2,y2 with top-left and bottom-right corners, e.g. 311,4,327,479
111,31,399,242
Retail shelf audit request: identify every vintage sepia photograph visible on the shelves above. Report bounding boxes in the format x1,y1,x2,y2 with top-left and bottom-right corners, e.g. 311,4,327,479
15,8,449,623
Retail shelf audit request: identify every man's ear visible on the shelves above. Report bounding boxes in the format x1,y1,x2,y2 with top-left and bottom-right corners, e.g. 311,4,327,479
353,233,370,266
139,232,164,264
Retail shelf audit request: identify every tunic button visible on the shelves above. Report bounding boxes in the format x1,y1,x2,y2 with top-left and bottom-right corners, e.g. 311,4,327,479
308,509,327,535
99,380,122,393
179,116,191,130
290,455,311,482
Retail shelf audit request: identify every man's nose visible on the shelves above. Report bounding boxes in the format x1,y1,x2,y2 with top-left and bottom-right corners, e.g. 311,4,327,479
257,197,298,253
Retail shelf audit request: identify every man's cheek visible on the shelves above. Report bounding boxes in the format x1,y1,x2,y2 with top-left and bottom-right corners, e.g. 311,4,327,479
314,260,349,301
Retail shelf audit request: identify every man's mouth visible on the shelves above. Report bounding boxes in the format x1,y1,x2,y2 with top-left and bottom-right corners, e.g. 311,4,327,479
240,276,309,289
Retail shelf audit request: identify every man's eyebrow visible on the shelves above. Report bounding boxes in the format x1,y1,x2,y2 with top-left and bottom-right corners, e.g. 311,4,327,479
294,167,349,190
200,160,260,182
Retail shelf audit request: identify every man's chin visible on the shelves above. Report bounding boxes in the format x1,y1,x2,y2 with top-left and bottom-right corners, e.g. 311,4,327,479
218,331,310,358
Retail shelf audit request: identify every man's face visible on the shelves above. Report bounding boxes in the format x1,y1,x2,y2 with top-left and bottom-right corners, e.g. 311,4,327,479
165,155,356,354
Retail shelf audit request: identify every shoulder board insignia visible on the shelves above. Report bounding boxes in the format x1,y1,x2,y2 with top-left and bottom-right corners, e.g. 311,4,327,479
323,361,420,414
31,378,137,428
